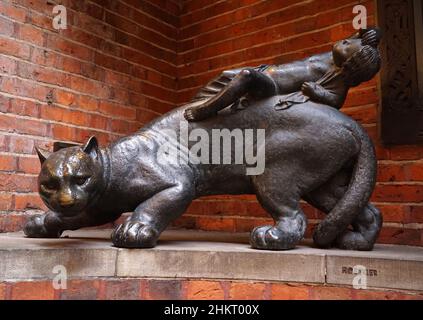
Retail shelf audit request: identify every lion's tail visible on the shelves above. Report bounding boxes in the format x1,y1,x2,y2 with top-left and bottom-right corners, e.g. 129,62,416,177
313,125,377,248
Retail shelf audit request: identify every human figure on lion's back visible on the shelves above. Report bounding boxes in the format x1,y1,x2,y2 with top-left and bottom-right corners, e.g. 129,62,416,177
24,28,383,252
184,27,381,120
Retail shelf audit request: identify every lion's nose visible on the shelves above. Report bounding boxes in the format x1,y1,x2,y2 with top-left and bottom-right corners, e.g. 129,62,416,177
58,193,75,208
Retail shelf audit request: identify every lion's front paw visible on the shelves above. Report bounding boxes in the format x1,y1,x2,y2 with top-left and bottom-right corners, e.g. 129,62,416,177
111,221,159,248
24,214,61,238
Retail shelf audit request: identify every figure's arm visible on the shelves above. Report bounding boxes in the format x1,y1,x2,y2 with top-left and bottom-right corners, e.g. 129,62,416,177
301,82,346,109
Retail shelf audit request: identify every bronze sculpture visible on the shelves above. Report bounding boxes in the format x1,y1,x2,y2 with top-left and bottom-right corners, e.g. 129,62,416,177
24,28,383,251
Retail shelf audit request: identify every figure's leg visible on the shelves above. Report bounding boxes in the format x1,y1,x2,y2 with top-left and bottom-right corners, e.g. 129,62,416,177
305,170,382,250
112,182,194,248
184,68,277,121
24,211,95,238
250,171,307,250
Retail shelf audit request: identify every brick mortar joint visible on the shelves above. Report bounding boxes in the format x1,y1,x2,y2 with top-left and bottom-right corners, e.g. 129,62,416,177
178,0,372,51
5,1,179,61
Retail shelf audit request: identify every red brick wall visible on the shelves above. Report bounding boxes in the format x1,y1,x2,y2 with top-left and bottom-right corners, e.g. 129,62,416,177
0,0,179,231
174,0,423,247
1,278,422,300
0,0,422,247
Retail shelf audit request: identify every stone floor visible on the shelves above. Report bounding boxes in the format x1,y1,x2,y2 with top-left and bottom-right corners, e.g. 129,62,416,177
0,229,422,292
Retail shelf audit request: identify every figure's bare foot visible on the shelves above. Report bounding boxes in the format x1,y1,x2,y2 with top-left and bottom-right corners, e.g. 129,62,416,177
184,108,197,121
184,106,216,122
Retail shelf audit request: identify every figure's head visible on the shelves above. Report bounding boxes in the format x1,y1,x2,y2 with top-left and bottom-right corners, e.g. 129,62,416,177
340,44,381,87
36,136,106,216
332,38,364,66
332,28,382,87
332,28,381,66
333,39,381,87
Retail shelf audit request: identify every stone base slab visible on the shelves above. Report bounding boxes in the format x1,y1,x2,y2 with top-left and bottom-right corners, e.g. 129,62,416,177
0,229,422,292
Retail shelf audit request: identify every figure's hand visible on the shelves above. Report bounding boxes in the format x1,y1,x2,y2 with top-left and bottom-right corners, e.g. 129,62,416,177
24,212,62,238
361,29,380,47
301,82,321,99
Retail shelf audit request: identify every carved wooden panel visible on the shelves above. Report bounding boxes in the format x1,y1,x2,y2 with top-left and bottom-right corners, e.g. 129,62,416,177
378,0,423,145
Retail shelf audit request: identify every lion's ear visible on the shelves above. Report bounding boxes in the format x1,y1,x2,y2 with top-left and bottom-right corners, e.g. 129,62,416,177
35,147,51,164
82,136,99,158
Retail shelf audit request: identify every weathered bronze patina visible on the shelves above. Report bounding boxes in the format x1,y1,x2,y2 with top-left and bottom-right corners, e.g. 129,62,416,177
24,28,383,251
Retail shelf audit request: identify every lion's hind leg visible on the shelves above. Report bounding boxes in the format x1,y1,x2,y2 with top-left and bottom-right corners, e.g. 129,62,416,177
250,171,307,250
335,203,382,251
305,170,382,251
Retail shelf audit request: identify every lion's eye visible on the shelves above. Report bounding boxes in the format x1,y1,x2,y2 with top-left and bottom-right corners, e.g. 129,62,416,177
74,176,89,186
41,181,59,192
